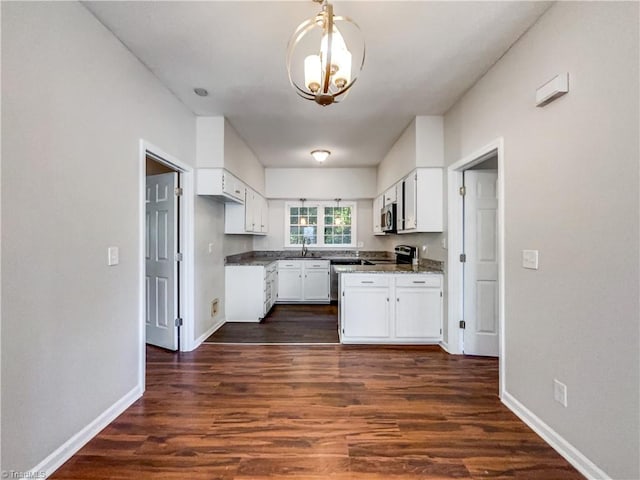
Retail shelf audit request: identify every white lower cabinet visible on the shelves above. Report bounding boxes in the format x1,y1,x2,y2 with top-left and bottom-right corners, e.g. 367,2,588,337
341,275,391,338
277,260,330,303
225,262,278,322
277,262,303,301
340,273,443,344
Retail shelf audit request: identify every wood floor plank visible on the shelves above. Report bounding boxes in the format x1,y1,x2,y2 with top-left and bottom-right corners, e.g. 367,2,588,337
52,341,584,479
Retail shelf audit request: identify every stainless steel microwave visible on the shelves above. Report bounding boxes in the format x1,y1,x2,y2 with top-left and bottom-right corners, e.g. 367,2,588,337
381,203,397,233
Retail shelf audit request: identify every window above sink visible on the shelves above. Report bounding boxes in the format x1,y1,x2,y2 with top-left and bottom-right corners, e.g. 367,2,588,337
284,201,357,249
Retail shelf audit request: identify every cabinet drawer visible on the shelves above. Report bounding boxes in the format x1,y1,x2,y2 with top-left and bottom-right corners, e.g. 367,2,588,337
278,260,302,269
304,260,330,269
343,274,390,287
395,275,442,288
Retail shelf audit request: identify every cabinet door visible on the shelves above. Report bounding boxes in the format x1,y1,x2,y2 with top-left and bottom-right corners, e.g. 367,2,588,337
384,185,397,206
373,194,384,234
403,172,417,230
259,196,269,233
277,268,303,301
303,268,330,301
244,188,254,232
415,168,443,232
395,286,442,339
343,286,390,338
223,172,244,201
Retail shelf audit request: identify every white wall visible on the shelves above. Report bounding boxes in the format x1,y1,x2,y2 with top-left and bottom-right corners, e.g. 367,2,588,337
1,2,197,473
377,119,416,193
196,116,265,195
223,119,265,195
265,168,376,199
415,116,444,168
444,2,639,478
196,117,224,168
194,198,253,339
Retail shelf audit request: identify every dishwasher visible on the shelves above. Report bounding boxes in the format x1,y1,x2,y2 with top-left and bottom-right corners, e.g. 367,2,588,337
330,258,373,301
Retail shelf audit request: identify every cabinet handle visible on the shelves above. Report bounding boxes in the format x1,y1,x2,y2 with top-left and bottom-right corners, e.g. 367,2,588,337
235,189,241,194
361,281,374,284
386,297,389,302
397,298,399,302
412,281,426,284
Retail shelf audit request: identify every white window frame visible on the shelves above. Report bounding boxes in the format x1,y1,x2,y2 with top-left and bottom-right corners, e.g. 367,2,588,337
284,201,358,248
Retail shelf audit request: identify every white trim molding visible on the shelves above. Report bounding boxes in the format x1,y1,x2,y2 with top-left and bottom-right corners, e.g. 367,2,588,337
502,391,610,480
447,138,506,395
30,385,142,478
138,140,196,359
194,317,226,349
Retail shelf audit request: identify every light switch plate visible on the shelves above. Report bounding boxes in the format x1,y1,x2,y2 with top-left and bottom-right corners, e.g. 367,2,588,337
522,249,539,269
107,246,119,266
553,379,568,407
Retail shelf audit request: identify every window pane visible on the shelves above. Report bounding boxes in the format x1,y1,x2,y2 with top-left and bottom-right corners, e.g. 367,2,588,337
343,235,351,244
309,216,317,225
344,226,351,235
290,226,299,235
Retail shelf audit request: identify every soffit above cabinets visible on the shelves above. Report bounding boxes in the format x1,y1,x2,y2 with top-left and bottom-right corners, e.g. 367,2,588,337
84,1,552,168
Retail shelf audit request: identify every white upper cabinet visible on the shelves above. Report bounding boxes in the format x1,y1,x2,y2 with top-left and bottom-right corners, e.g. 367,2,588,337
383,185,397,206
225,186,268,235
375,116,444,234
196,168,245,203
372,194,385,235
398,168,442,233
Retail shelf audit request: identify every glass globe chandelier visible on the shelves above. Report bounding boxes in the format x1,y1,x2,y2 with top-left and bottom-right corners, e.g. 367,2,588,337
286,0,365,106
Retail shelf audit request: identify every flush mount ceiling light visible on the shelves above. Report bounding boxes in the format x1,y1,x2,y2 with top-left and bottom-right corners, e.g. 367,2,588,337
193,88,209,97
287,0,365,106
311,149,331,163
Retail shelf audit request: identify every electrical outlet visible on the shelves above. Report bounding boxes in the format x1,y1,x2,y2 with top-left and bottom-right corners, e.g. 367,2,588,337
441,237,447,249
553,379,568,407
211,298,219,317
357,241,364,248
208,243,215,254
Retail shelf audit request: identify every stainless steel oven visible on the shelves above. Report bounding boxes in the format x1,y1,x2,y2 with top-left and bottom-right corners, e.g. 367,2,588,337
381,203,397,233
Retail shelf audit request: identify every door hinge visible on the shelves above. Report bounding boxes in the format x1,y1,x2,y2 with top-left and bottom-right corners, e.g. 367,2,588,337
175,252,183,262
459,253,466,263
459,186,466,196
440,291,443,297
175,317,183,327
174,187,183,196
459,320,466,329
440,328,442,335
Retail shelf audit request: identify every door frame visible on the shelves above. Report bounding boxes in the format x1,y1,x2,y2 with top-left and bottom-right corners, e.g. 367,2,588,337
138,140,195,387
447,137,505,396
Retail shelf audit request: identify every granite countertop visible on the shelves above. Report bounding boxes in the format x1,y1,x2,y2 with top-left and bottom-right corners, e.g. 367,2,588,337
333,264,443,274
224,250,444,272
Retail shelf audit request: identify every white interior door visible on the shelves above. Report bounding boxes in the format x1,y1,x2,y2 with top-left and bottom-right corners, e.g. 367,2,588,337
146,172,179,350
463,170,499,356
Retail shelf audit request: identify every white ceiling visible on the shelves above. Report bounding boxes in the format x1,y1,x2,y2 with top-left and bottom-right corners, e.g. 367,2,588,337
84,1,552,168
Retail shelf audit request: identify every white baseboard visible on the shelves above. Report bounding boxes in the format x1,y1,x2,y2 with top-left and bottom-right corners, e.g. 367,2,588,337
192,317,226,349
501,390,610,480
32,384,143,478
439,340,451,353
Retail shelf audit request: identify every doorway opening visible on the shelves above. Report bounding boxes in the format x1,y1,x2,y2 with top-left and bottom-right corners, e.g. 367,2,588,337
138,140,195,390
145,155,181,351
447,138,505,395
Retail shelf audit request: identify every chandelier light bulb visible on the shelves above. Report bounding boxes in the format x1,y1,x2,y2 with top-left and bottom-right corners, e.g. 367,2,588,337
287,0,365,106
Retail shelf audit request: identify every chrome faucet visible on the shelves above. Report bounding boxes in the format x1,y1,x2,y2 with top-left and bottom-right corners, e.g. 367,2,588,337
301,237,308,257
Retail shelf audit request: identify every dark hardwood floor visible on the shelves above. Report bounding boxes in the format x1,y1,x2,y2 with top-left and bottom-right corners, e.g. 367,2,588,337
205,304,340,344
52,344,584,479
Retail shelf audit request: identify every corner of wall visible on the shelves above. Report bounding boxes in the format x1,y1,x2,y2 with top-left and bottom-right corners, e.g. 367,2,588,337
196,116,224,168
